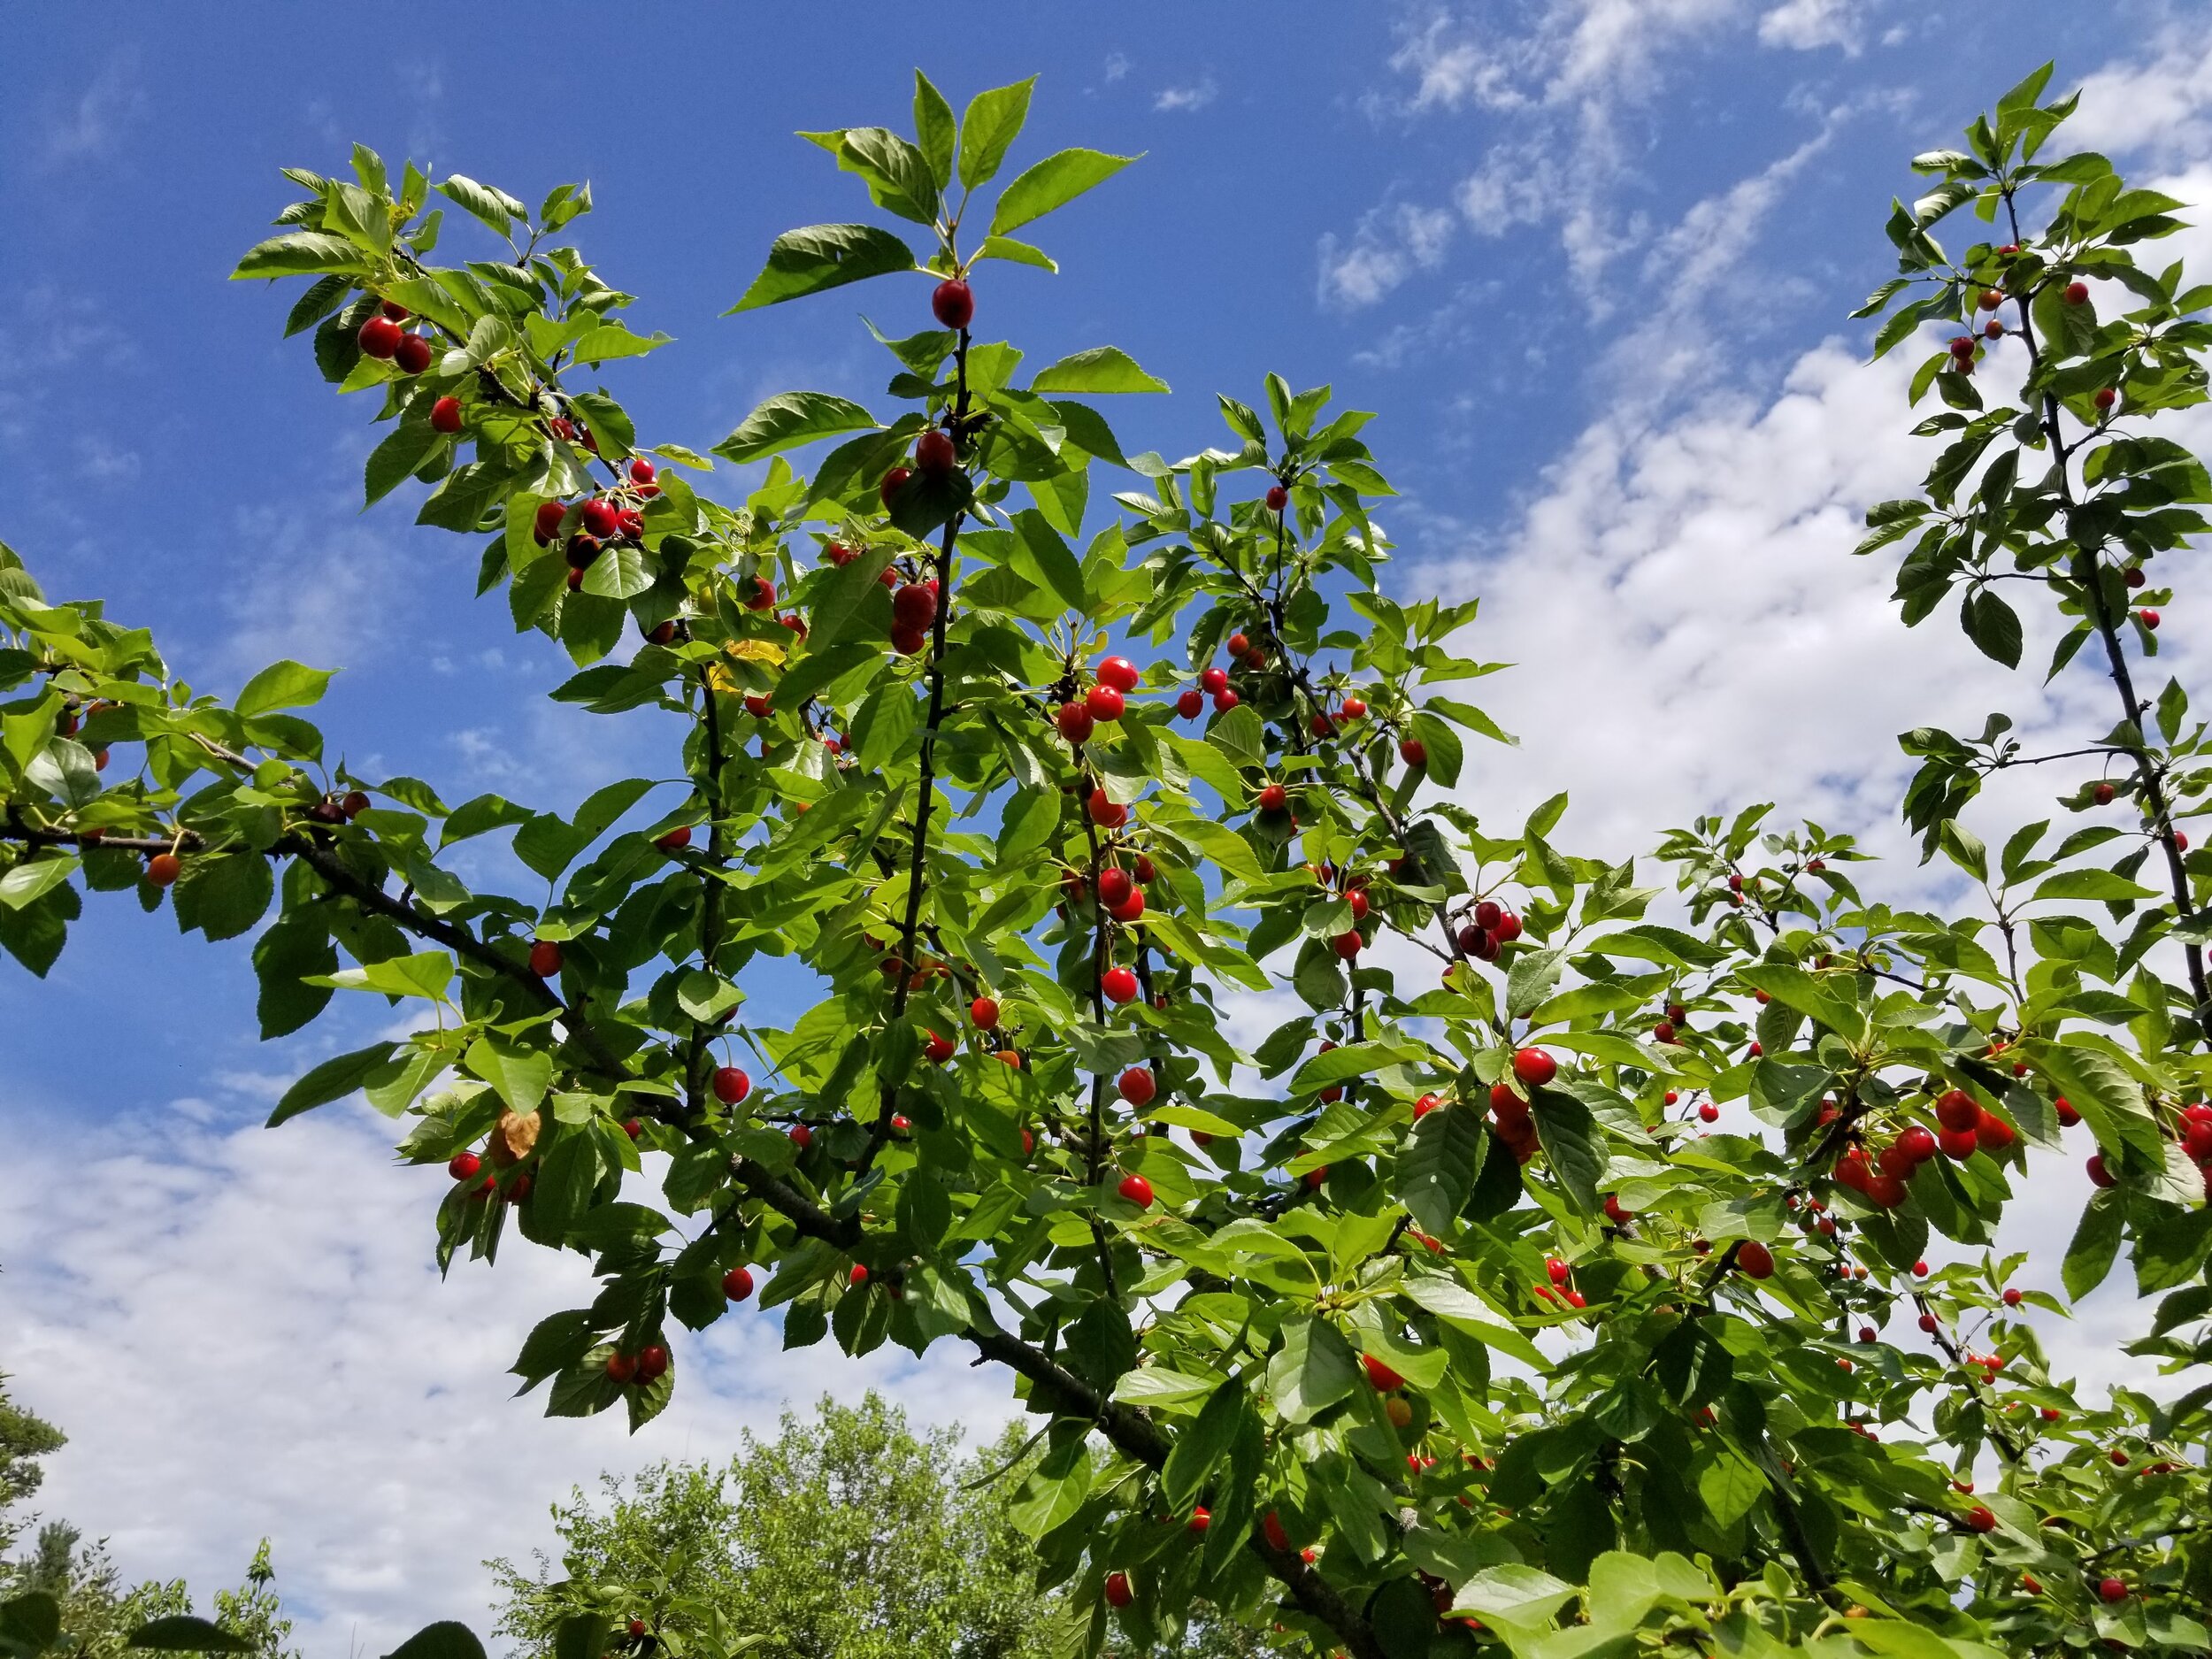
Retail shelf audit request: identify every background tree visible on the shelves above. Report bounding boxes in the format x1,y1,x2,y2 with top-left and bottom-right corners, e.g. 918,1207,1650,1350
2,61,2210,1659
489,1391,1265,1659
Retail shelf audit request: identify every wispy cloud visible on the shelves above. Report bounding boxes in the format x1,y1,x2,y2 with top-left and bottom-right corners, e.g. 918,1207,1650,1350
1317,201,1458,308
1757,0,1866,52
41,49,148,167
1155,75,1218,113
1103,51,1131,84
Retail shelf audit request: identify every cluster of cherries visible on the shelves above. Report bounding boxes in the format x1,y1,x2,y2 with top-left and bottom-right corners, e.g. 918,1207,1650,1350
534,458,662,590
1452,897,1522,964
357,303,465,434
1054,653,1141,744
1477,1045,1555,1165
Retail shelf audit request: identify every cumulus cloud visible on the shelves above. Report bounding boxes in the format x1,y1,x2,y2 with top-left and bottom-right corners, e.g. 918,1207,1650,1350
1757,0,1864,53
1155,75,1218,113
2068,22,2212,165
0,1101,1010,1656
1318,202,1461,309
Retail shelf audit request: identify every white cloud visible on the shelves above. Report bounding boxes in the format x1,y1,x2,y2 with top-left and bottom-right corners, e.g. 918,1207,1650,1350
41,50,148,166
1317,203,1461,309
1154,75,1218,113
2068,23,2212,164
1104,51,1131,84
1756,0,1863,53
0,1101,1011,1656
73,437,141,482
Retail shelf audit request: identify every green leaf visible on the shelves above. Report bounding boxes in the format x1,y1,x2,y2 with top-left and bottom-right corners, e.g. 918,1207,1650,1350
1161,1378,1243,1512
2064,1192,2124,1298
1029,347,1170,395
365,419,445,507
990,149,1137,236
958,78,1036,189
1011,509,1088,614
173,852,273,943
236,659,334,717
1530,1087,1604,1216
465,1037,554,1115
727,224,918,313
1266,1316,1358,1424
1397,1102,1486,1237
2031,868,2158,902
436,175,518,237
232,232,373,280
1448,1563,1577,1629
1961,587,2023,668
913,73,956,190
1,1594,61,1657
267,1042,402,1126
128,1618,254,1655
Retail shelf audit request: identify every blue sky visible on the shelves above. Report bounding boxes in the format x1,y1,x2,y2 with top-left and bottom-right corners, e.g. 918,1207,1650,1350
4,2,2211,1650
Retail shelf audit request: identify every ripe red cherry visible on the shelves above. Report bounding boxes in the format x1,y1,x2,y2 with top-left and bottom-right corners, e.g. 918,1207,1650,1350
925,1029,956,1064
2094,387,2118,411
582,498,622,539
2087,1153,2116,1187
527,940,564,977
1340,696,1367,719
849,1263,869,1286
145,851,181,887
1098,868,1135,909
1978,288,2004,311
1412,1094,1440,1119
746,576,777,611
1264,484,1287,512
655,826,693,852
723,1265,754,1302
932,278,973,330
1262,1511,1290,1553
1897,1125,1937,1164
1935,1089,1979,1132
1257,783,1288,812
621,1118,643,1139
1088,788,1128,828
534,500,568,542
1055,703,1094,745
1603,1194,1631,1224
970,995,1000,1029
1118,1066,1156,1106
448,1151,481,1180
1938,1127,1978,1161
1104,1571,1133,1609
1117,1171,1154,1209
1187,1506,1210,1532
1919,1313,1939,1333
1347,889,1369,921
1212,688,1239,712
378,300,411,321
1226,632,1251,658
430,395,464,434
393,334,434,374
893,581,939,630
1361,1353,1404,1392
1085,684,1125,722
635,1345,669,1382
358,315,403,358
880,465,912,506
2001,1286,2023,1307
789,1123,813,1149
1133,855,1156,884
1102,966,1140,1004
712,1066,751,1104
1964,1505,1996,1532
1737,1240,1775,1279
1097,655,1140,693
1176,688,1202,718
2064,280,2089,304
1511,1048,1556,1087
1976,1110,2015,1151
1400,738,1428,768
2099,1578,2127,1604
916,428,956,474
1698,1102,1719,1124
1200,666,1228,695
605,1351,638,1385
890,622,926,655
342,791,371,818
1948,335,1975,359
1545,1256,1571,1286
1332,930,1363,961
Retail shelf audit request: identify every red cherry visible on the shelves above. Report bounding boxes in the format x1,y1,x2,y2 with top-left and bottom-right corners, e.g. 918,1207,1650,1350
1117,1171,1154,1209
447,1151,481,1180
534,500,568,542
565,534,603,572
1085,684,1125,722
2087,1153,2116,1187
916,428,956,474
1212,688,1240,712
627,457,657,485
722,1265,754,1302
880,465,912,506
1361,1353,1405,1392
1737,1240,1775,1279
1098,868,1135,908
622,1118,642,1139
1264,484,1287,512
393,334,433,374
789,1123,813,1149
1098,655,1140,692
1511,1048,1556,1087
1133,855,1156,885
713,1066,751,1104
1978,288,2005,311
849,1263,869,1286
1494,912,1522,941
2141,608,2161,630
2002,1286,2023,1307
1603,1194,1631,1224
932,278,974,330
605,1351,638,1385
635,1345,669,1383
891,625,926,656
1413,1094,1440,1119
1545,1256,1571,1286
746,576,777,611
893,582,940,630
527,940,564,978
430,396,464,434
1187,1507,1210,1532
1965,1505,1996,1532
1104,1571,1133,1609
1200,666,1229,695
1118,1066,1156,1106
2124,567,2145,589
1088,788,1128,829
1698,1102,1719,1124
1257,783,1288,812
1400,738,1427,768
1056,703,1094,745
379,301,410,321
1176,688,1202,718
1912,1259,1930,1277
1262,1511,1290,1553
581,498,622,539
2094,387,2118,411
655,826,693,852
358,316,403,358
1102,966,1140,1004
1898,1125,1938,1164
924,1029,956,1065
2099,1578,2127,1604
145,852,181,887
1332,929,1363,961
2064,280,2089,304
1975,1110,2015,1151
971,995,1000,1029
1340,696,1367,719
1226,632,1251,657
1935,1088,1979,1132
341,791,371,818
